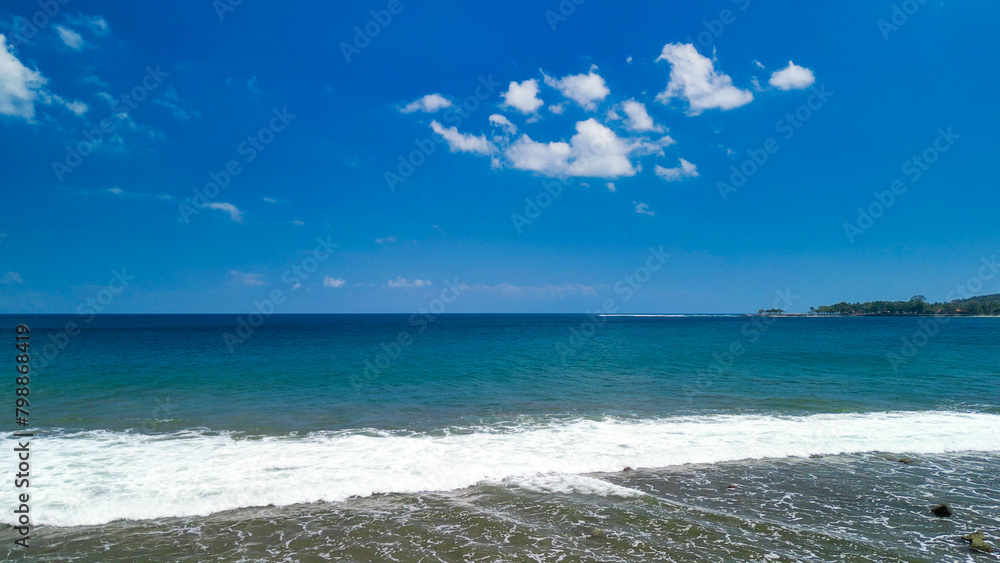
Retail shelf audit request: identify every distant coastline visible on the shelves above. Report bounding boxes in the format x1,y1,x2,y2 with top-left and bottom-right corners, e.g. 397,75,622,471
754,293,1000,317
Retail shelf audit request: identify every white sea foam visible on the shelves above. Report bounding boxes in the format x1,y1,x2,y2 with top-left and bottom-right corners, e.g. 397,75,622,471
6,411,1000,527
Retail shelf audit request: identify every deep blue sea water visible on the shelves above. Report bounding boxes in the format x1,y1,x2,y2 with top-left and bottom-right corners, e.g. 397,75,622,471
1,314,998,561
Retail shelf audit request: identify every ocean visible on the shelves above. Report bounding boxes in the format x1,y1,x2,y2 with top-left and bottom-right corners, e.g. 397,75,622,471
2,314,999,561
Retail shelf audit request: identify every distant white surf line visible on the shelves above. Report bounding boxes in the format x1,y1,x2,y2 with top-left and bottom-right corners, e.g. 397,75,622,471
597,314,740,317
6,411,1000,527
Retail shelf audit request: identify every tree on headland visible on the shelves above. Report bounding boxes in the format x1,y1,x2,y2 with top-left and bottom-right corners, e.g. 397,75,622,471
812,293,1000,316
757,308,785,315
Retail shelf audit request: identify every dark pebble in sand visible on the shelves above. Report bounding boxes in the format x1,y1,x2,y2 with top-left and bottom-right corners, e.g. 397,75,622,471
962,531,994,553
931,504,953,517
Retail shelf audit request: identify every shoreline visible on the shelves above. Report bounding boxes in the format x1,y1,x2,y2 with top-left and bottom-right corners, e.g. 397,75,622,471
744,313,1000,318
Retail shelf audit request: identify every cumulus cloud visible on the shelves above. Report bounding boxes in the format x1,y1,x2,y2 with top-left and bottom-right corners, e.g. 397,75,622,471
543,68,610,110
621,99,662,132
769,61,816,90
505,118,636,178
1,271,24,284
0,35,47,120
386,277,431,288
633,201,655,216
430,121,495,155
54,25,84,49
655,43,753,114
654,158,699,181
488,114,517,136
323,277,346,288
606,182,616,193
400,93,453,113
206,202,244,222
501,79,543,114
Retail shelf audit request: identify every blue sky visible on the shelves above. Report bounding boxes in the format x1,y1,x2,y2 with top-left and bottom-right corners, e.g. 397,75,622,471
1,0,998,313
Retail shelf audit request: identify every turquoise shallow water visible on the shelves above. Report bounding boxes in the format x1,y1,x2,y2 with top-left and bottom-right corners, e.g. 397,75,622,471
4,314,999,433
1,314,998,561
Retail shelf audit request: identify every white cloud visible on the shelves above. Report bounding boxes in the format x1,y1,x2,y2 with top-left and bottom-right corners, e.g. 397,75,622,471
262,196,279,204
247,75,261,94
400,93,452,113
0,35,47,120
463,282,598,298
292,220,305,226
61,98,87,115
488,114,517,136
548,103,565,115
501,79,543,114
430,120,495,155
633,201,655,216
655,43,753,114
206,202,244,222
543,68,610,110
621,99,662,132
323,277,346,288
230,270,265,286
65,13,109,35
606,182,616,193
103,187,174,200
375,236,397,244
156,86,200,121
54,25,84,49
1,271,24,284
504,118,636,178
654,158,699,181
386,277,431,288
769,61,816,90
